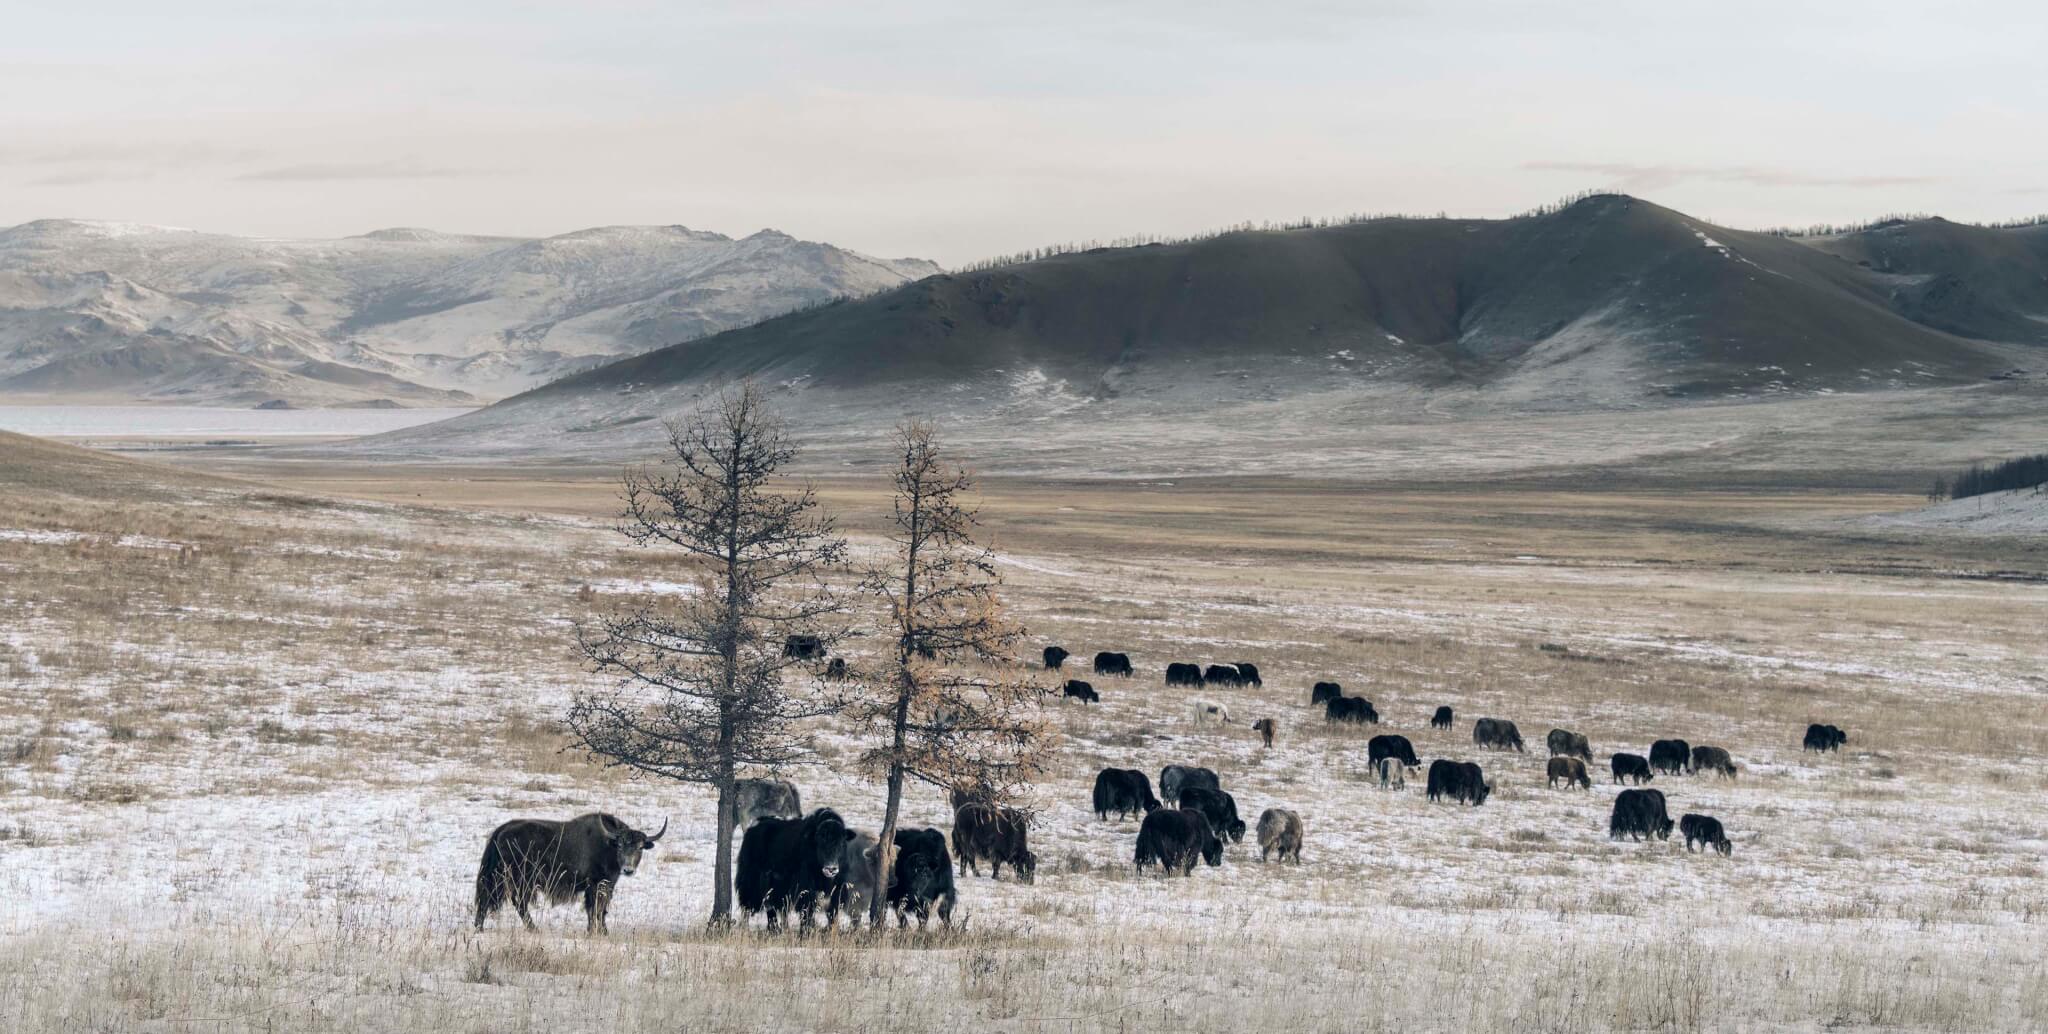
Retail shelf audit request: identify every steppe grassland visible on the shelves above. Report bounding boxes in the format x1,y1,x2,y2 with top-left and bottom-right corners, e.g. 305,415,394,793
2,457,2045,1032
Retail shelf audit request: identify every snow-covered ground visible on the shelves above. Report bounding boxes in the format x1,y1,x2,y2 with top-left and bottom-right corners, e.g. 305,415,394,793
1856,488,2048,535
0,404,474,440
2,469,2044,1032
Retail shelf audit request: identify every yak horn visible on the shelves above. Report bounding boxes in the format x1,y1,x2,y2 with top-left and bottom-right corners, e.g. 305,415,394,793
648,818,669,842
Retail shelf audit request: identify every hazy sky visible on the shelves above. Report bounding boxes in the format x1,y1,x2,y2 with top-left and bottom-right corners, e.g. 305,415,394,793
3,1,2042,264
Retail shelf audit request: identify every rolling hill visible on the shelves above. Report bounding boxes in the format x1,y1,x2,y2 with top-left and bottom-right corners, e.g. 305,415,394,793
0,219,937,407
355,195,2044,472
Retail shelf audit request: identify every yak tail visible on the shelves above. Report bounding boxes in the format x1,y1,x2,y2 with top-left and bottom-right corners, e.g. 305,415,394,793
1091,777,1111,817
474,833,507,928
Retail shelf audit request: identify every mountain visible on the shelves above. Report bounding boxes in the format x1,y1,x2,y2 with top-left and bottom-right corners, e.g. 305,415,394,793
354,194,2044,469
0,219,937,406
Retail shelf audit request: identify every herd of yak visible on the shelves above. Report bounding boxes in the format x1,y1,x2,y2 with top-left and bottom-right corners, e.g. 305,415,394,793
472,644,1852,935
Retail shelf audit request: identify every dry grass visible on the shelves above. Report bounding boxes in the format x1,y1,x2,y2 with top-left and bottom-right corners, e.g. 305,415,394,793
2,452,2045,1031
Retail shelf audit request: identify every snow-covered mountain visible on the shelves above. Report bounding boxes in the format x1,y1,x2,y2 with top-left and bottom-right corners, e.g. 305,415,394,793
0,219,938,406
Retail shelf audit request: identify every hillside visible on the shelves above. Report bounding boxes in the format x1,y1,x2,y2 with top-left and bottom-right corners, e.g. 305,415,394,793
351,195,2043,472
0,219,937,406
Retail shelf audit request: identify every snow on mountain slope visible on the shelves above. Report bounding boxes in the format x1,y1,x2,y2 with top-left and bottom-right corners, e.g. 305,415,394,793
0,219,937,406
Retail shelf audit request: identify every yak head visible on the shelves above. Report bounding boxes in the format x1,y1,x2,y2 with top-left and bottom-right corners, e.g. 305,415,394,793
1012,848,1038,885
1472,782,1493,806
809,810,854,879
1200,832,1225,868
898,833,950,897
613,818,667,876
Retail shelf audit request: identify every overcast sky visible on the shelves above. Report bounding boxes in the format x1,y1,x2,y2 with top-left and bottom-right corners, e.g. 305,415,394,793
3,1,2042,264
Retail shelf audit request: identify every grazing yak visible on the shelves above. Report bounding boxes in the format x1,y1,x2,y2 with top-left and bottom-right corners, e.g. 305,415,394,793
826,831,881,929
953,802,1038,882
1166,662,1206,688
1368,733,1421,770
1252,717,1277,748
1691,745,1737,779
1234,662,1263,688
782,635,825,660
1043,646,1069,670
726,778,803,831
1093,768,1161,820
1610,752,1654,785
1192,699,1233,725
1375,756,1406,789
1311,681,1344,706
1094,651,1134,677
886,827,958,928
1546,756,1591,789
1546,728,1592,761
1649,739,1692,775
475,813,667,934
823,657,848,681
1178,786,1247,843
1256,808,1303,864
1430,705,1454,730
1803,723,1847,752
736,808,857,931
1609,789,1673,842
1063,679,1100,704
1204,664,1245,688
1680,814,1733,856
1472,718,1525,752
1135,808,1224,875
1159,764,1220,805
1326,696,1378,725
1426,759,1491,805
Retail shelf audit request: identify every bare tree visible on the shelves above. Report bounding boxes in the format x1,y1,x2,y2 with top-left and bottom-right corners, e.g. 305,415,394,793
847,420,1056,926
567,383,847,926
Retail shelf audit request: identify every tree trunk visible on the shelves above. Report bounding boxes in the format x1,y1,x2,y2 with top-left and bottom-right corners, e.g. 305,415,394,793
711,774,736,925
868,674,915,928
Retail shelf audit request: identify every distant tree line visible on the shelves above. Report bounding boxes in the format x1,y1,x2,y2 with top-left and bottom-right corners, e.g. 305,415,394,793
1762,213,2048,238
1928,453,2048,502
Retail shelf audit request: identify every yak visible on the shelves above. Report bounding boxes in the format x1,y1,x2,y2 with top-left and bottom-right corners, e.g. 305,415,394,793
825,831,881,929
1472,718,1525,752
1093,768,1161,820
1159,764,1221,804
1252,717,1277,748
1203,663,1245,688
1178,786,1247,843
1430,705,1454,730
1680,814,1732,856
726,778,802,830
1546,728,1592,761
1326,696,1378,725
782,635,825,660
1043,646,1069,670
1234,662,1263,687
952,802,1037,883
475,813,667,934
1256,808,1303,864
1094,651,1134,677
1135,808,1224,876
1376,755,1406,790
1192,699,1232,725
1166,662,1206,688
1803,723,1847,752
1649,739,1692,775
1691,745,1737,779
1610,752,1654,785
1426,759,1490,805
1546,756,1591,789
736,808,857,931
1063,679,1100,704
1367,733,1421,770
1609,789,1673,842
1311,681,1344,706
886,827,958,928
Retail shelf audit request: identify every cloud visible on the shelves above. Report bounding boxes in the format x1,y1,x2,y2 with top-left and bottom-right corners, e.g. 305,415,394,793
1521,161,1939,192
237,159,503,182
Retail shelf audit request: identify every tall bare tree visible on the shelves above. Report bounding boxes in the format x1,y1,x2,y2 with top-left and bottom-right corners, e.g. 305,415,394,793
567,383,847,926
849,420,1056,926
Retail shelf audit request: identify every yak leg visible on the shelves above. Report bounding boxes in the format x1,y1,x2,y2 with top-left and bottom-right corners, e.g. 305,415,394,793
513,886,538,932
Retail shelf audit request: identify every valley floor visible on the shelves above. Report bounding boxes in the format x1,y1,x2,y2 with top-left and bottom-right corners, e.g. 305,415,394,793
2,453,2045,1032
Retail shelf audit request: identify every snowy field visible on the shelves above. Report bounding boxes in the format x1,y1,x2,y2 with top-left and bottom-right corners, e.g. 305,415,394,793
2,452,2045,1032
0,405,472,441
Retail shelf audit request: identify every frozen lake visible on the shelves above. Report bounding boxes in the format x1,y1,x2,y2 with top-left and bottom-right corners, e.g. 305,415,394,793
0,405,474,440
